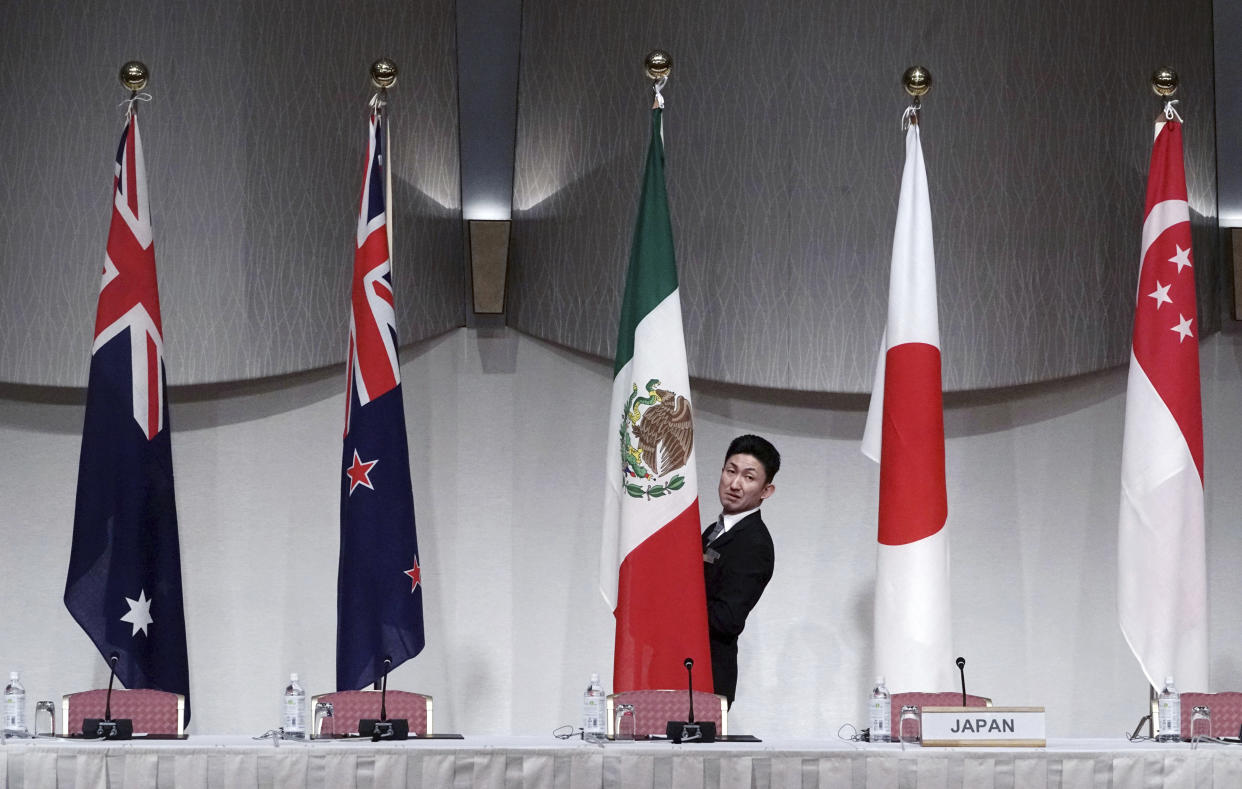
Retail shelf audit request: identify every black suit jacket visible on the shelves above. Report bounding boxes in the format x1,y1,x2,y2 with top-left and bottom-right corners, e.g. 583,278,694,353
702,510,774,705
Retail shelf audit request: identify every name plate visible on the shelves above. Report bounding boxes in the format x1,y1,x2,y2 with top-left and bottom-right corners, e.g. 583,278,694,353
919,707,1046,747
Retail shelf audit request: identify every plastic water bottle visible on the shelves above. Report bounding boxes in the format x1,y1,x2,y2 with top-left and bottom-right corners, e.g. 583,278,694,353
4,672,26,734
582,673,605,741
869,676,891,742
283,673,306,738
1156,676,1181,742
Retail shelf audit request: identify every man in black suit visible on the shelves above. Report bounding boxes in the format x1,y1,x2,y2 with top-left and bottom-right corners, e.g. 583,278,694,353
702,434,779,707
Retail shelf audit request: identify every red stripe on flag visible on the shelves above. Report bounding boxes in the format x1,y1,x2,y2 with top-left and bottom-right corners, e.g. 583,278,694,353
373,280,394,307
878,342,947,546
343,337,355,438
126,118,140,218
147,333,159,440
613,500,714,693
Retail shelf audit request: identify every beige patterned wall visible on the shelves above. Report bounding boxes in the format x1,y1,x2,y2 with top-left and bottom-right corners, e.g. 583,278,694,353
0,0,463,387
508,0,1218,392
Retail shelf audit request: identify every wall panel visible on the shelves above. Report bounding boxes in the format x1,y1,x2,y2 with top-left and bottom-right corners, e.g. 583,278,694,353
0,0,462,386
509,0,1217,392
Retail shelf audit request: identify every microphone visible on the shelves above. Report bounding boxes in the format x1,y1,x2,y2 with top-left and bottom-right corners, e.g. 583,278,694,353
359,656,409,740
956,656,967,707
665,657,716,743
685,658,696,724
83,653,133,739
105,654,117,721
380,657,390,722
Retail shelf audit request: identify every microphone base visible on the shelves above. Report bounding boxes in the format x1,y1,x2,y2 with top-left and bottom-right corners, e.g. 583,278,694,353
359,719,409,740
83,719,133,740
665,721,716,743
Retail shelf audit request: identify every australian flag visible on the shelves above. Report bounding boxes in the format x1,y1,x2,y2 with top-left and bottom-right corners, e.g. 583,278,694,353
64,109,191,722
337,109,425,691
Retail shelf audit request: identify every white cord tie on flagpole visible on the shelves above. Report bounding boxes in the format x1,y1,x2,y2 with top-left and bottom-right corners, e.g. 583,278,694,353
652,76,667,109
369,91,388,114
119,93,152,119
901,105,919,131
1163,100,1182,123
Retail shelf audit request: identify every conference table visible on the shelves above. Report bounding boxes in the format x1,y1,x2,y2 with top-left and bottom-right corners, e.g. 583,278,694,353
3,734,1241,788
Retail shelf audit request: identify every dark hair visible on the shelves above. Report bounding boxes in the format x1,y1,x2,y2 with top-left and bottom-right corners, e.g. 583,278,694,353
724,434,781,484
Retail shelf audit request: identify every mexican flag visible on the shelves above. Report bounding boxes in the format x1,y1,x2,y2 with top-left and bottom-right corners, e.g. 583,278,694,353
600,108,713,693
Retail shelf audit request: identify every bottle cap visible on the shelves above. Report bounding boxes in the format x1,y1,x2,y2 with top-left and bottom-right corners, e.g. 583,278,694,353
1164,675,1175,686
8,671,17,680
590,672,599,683
290,672,299,682
876,676,885,685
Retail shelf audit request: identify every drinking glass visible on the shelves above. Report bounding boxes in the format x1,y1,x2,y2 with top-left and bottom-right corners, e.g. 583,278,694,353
1190,705,1211,747
898,705,921,750
313,701,335,739
614,704,636,740
34,701,55,737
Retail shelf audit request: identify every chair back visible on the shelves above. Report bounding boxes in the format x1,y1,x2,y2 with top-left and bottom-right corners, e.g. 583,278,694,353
310,689,432,737
889,691,991,740
61,689,184,736
1180,691,1242,738
605,690,728,738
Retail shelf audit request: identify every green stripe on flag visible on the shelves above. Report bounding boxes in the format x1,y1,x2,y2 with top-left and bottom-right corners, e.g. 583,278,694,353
614,109,680,376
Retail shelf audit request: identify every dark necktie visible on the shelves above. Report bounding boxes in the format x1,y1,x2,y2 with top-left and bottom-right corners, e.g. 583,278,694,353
705,517,725,545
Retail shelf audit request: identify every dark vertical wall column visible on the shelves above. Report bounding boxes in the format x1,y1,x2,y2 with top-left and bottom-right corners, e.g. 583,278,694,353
456,0,523,318
1217,0,1242,229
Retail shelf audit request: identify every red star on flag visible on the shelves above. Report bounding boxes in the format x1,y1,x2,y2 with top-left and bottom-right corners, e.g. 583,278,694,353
345,449,378,494
404,557,421,592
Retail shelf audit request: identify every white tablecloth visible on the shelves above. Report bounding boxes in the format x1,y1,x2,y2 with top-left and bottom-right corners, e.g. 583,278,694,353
3,735,1242,788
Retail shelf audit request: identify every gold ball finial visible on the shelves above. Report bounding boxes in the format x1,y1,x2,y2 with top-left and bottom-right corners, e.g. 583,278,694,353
370,58,398,89
1151,67,1178,97
645,50,672,81
903,66,932,98
119,61,148,93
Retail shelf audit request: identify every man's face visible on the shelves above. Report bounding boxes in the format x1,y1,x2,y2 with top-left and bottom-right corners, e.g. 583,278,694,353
717,453,775,515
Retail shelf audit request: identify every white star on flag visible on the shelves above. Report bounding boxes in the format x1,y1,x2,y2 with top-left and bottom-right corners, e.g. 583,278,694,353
1169,244,1192,273
1147,281,1172,309
121,589,154,636
1171,314,1194,343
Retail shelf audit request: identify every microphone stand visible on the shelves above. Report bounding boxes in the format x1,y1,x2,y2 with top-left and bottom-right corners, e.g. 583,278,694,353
665,658,716,743
84,654,132,739
360,656,409,740
956,657,967,707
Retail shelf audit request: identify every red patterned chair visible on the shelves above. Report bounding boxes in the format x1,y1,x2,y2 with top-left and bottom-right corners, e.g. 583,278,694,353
1179,692,1242,739
61,689,184,736
309,689,432,738
889,692,991,741
605,690,728,738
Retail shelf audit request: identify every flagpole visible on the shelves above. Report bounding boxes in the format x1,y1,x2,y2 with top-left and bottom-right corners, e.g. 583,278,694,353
375,57,394,695
862,65,955,693
64,58,194,723
370,58,398,281
1129,65,1183,741
365,57,403,695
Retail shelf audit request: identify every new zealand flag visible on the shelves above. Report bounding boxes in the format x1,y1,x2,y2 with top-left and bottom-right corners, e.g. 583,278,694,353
337,109,425,691
64,109,191,722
